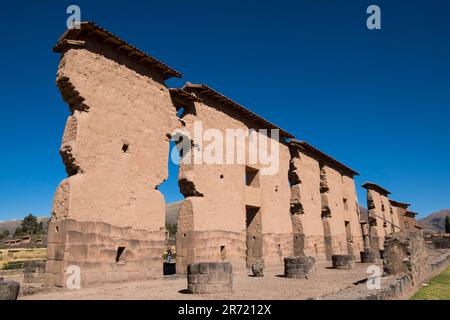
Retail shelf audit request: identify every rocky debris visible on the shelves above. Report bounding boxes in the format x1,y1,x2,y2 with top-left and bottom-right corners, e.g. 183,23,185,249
187,262,233,294
251,260,264,277
332,255,354,270
284,256,316,279
0,278,20,300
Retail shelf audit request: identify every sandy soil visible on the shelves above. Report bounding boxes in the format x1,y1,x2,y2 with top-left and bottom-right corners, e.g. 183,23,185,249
20,261,373,300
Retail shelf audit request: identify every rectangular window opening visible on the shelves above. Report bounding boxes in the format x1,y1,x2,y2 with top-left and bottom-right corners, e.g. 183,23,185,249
245,166,260,188
116,246,126,264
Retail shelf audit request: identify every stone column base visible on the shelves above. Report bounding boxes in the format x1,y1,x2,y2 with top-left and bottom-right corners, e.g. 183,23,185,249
187,262,233,294
332,255,354,269
284,256,316,279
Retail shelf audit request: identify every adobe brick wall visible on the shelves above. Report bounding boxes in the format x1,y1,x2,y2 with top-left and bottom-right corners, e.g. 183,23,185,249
366,189,388,251
342,175,364,258
175,94,293,273
320,165,350,258
289,148,326,260
288,144,363,261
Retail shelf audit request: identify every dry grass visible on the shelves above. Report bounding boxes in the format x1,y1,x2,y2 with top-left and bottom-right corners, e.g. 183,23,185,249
0,248,47,269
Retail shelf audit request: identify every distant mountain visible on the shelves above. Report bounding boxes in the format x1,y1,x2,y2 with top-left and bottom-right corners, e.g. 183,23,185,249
166,201,182,225
0,217,50,235
359,206,368,223
418,209,450,233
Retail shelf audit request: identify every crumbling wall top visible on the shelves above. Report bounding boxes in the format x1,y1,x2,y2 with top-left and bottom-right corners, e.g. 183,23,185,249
288,140,359,177
53,21,182,81
389,199,411,209
179,82,294,139
361,182,391,195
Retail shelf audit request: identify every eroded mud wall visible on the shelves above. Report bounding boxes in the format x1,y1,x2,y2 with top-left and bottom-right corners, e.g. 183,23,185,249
366,189,388,251
341,175,364,259
175,96,293,273
320,165,348,258
47,41,178,287
289,148,326,260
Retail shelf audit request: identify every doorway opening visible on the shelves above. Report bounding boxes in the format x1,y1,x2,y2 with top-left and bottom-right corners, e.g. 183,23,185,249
246,205,262,268
158,138,186,275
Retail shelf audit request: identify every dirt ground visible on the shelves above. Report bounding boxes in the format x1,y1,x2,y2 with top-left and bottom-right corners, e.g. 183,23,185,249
20,261,374,300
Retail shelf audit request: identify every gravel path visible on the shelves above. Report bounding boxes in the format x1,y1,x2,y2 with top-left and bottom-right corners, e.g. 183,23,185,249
21,261,373,300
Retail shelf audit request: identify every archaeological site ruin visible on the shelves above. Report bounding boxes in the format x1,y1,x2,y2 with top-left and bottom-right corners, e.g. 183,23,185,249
45,22,425,289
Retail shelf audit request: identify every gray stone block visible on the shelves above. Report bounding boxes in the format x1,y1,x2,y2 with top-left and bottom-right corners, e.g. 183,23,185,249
0,279,20,300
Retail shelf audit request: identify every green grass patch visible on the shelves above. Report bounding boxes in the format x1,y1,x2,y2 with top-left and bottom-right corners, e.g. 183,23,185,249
410,265,450,300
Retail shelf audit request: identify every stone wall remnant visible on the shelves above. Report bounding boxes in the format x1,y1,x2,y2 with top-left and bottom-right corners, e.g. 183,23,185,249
383,231,431,285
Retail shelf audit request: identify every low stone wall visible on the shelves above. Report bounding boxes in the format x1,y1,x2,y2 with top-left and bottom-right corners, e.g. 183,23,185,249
430,250,450,270
284,256,315,279
187,262,233,294
320,274,413,300
321,248,450,300
24,260,46,283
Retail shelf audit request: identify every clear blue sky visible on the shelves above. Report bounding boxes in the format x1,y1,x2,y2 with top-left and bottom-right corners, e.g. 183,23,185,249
0,0,449,221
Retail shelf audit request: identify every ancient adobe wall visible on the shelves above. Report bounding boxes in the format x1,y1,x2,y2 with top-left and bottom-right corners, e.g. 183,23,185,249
366,190,386,251
175,96,292,273
390,204,405,232
341,175,364,258
289,148,326,260
320,165,348,258
380,194,394,235
46,41,178,287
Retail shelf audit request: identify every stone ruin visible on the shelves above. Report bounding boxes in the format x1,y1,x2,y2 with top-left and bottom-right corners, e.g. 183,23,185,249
44,22,421,288
383,232,431,285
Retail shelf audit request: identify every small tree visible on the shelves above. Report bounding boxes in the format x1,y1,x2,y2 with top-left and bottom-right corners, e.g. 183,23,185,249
445,216,450,233
21,214,40,235
166,223,177,238
14,227,23,238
